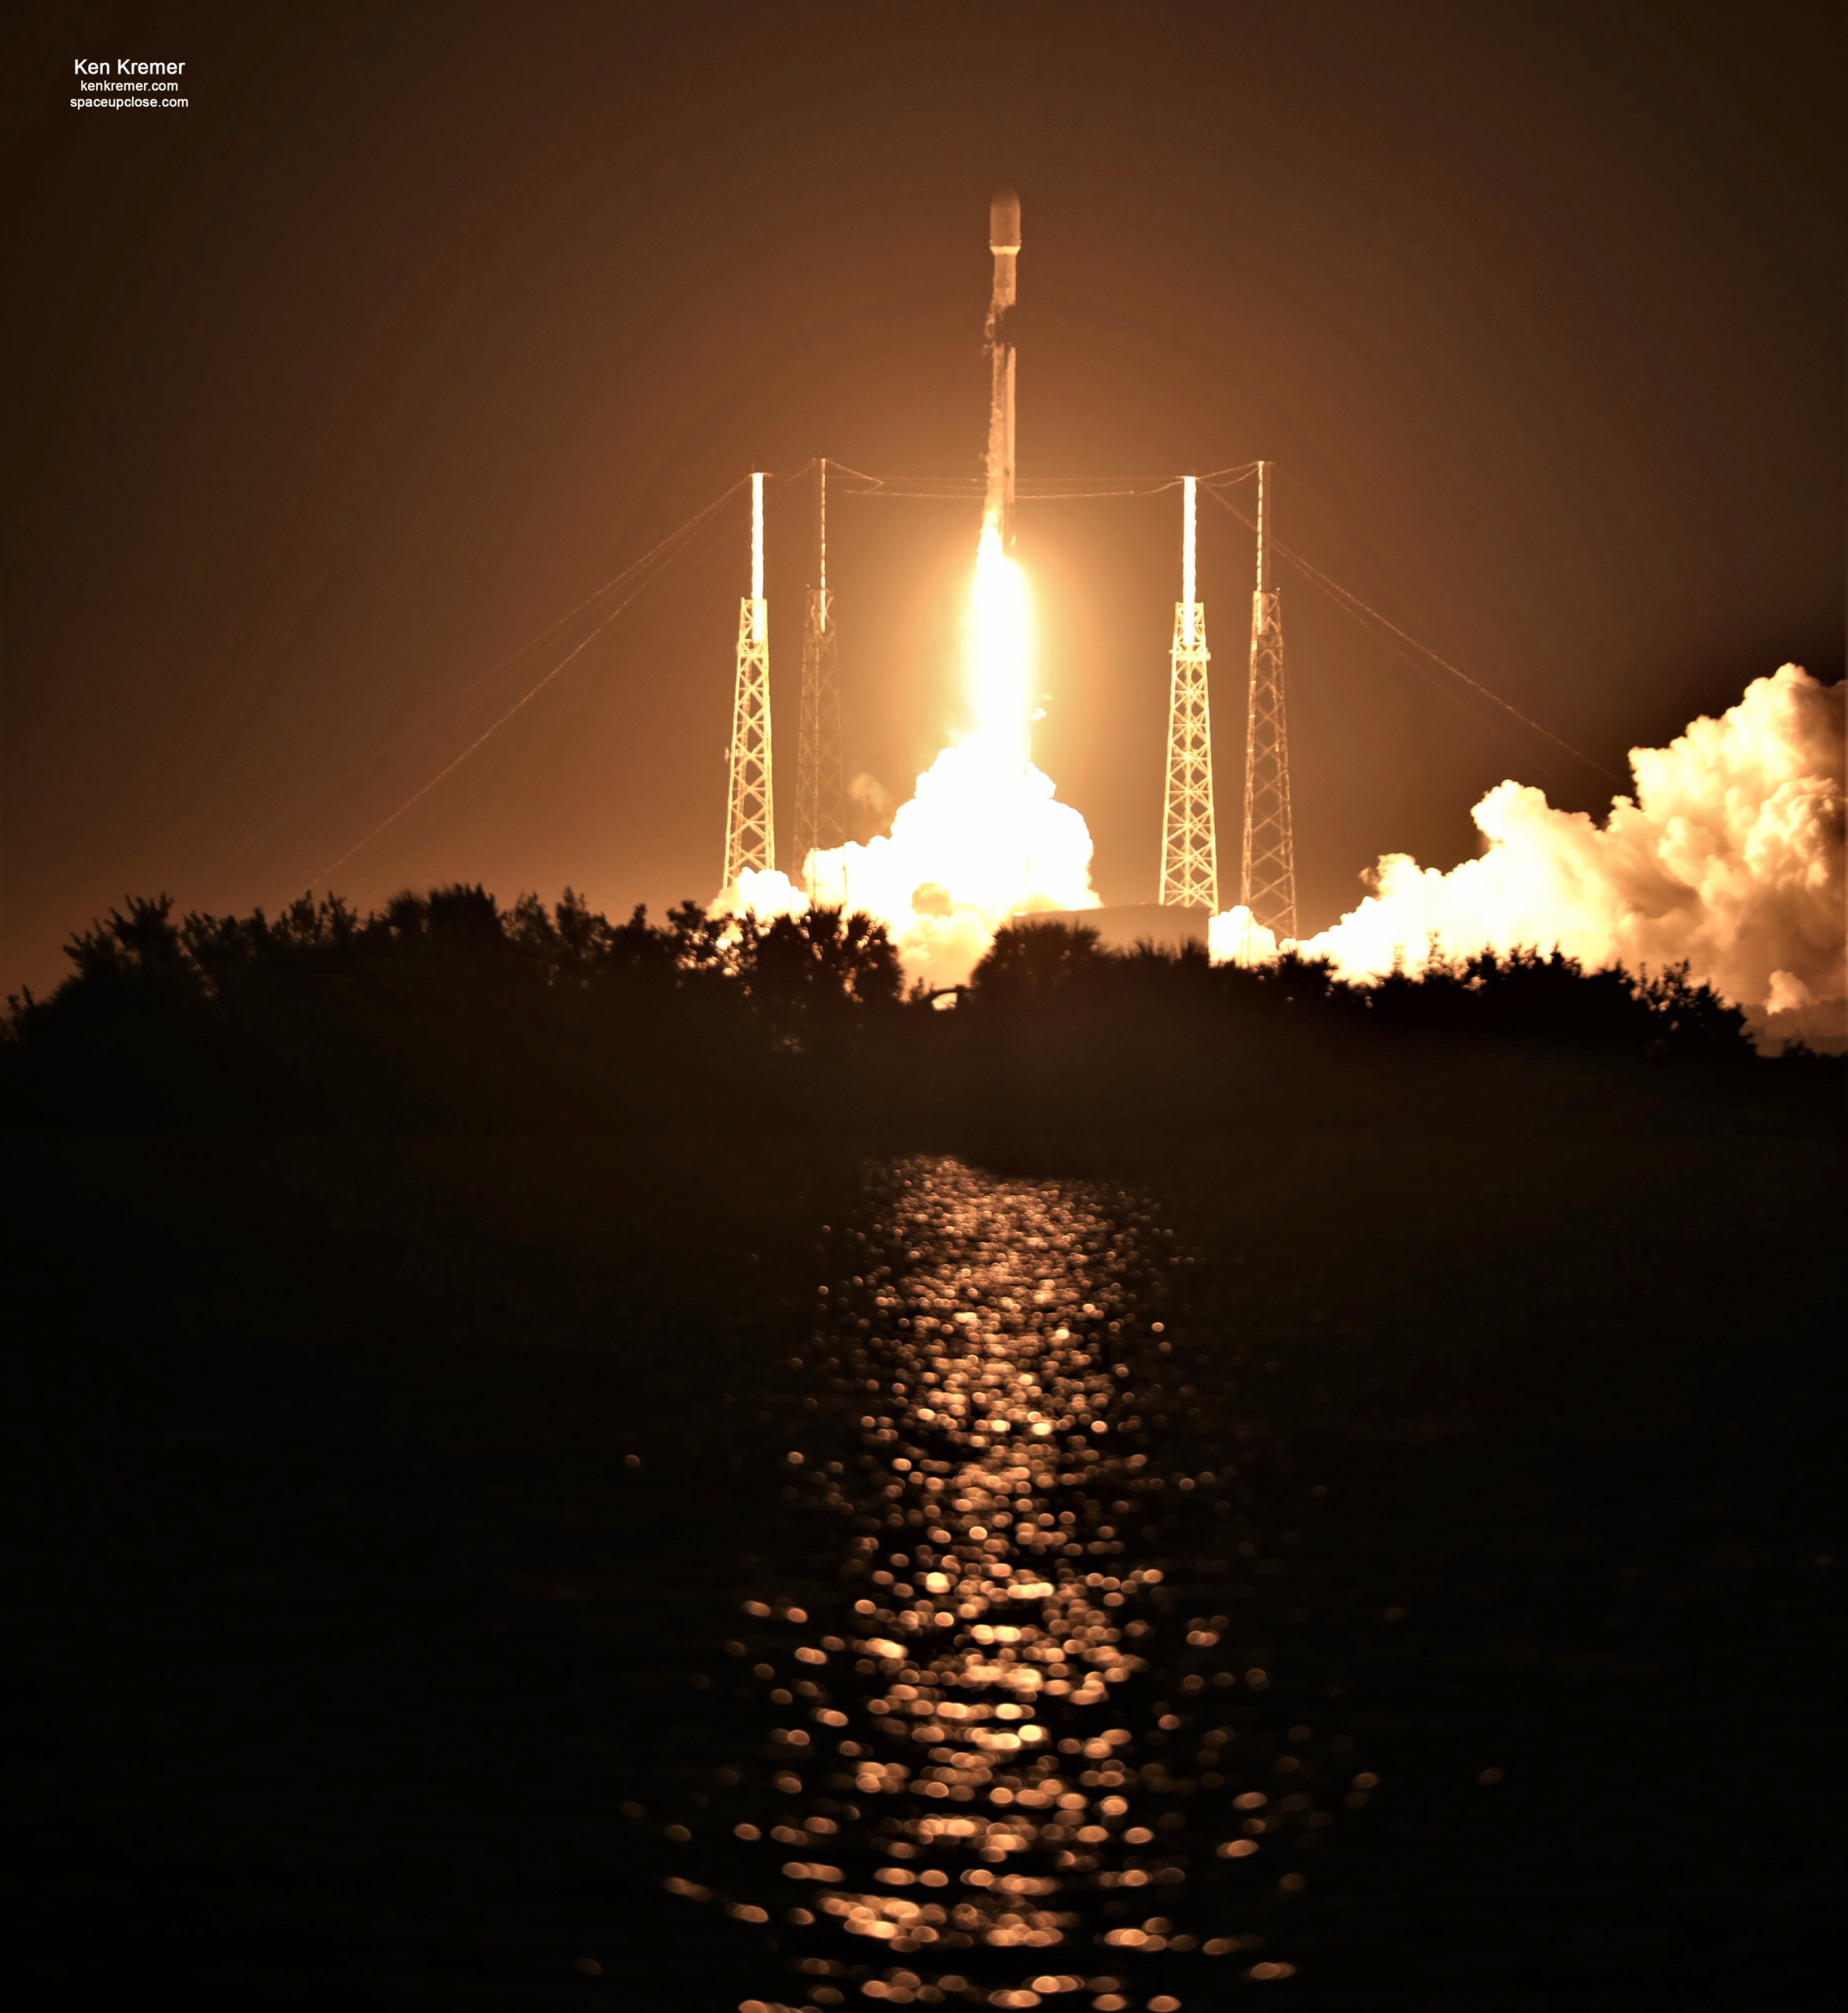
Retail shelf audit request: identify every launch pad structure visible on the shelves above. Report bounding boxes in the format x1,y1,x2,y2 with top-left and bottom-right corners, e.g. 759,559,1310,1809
1239,461,1298,946
721,473,774,888
1158,476,1218,911
716,190,1299,951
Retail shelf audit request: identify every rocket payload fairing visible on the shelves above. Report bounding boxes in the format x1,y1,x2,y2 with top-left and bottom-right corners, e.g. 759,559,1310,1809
985,190,1021,554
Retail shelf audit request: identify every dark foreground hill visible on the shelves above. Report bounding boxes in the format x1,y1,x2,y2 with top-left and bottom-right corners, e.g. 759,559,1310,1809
2,891,1839,2010
0,885,1811,1136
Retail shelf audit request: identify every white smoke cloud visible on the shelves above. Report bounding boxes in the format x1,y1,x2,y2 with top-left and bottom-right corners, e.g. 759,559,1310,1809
1208,906,1280,967
720,742,1099,992
1213,664,1845,1048
802,735,1099,988
720,527,1100,991
849,771,893,819
712,865,809,926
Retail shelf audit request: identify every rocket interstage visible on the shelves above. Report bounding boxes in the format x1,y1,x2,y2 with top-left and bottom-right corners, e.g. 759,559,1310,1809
985,190,1020,554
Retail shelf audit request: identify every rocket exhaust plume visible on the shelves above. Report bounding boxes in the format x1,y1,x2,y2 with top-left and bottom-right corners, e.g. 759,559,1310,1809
728,193,1101,986
1211,664,1846,1051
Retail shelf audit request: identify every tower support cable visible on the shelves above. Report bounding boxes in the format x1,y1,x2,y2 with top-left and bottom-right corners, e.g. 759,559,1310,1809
1158,475,1218,911
722,472,775,887
1239,461,1298,951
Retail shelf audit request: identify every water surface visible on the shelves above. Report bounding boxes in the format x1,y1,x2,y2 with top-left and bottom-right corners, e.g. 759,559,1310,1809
661,1158,1348,2008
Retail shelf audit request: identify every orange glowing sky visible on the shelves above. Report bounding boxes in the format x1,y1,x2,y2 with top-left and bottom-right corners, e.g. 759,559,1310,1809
6,2,1841,996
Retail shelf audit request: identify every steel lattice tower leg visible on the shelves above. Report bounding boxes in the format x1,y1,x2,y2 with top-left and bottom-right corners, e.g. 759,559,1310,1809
793,460,843,885
722,472,774,888
1158,475,1217,910
1239,460,1297,950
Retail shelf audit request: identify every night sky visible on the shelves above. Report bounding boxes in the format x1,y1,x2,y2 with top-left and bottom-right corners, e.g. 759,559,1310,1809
7,0,1842,995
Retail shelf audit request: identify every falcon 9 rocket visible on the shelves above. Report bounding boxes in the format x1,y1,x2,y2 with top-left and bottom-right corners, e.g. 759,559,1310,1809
985,190,1021,555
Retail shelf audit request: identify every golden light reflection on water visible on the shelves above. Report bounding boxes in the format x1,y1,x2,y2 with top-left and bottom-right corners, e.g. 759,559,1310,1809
672,1159,1331,2007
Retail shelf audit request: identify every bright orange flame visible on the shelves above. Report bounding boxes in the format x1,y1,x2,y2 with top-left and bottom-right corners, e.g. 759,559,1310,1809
721,528,1099,987
967,519,1032,760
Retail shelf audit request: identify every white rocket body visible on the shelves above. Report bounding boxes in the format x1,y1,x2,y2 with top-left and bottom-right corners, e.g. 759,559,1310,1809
985,190,1020,553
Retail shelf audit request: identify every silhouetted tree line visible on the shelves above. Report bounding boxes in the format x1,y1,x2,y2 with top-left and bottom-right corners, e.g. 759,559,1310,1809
968,918,1750,1051
2,891,1785,1134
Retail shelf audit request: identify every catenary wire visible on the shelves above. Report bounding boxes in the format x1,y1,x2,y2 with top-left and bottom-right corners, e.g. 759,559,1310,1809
301,474,773,891
207,478,753,883
1201,479,1622,785
296,458,1609,896
825,461,1231,501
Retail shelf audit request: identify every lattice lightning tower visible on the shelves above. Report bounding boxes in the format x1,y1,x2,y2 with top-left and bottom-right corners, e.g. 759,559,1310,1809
1239,460,1297,948
1158,476,1218,910
793,458,843,881
722,472,774,888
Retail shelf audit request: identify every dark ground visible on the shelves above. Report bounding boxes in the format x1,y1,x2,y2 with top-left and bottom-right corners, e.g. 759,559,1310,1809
2,1053,1839,2008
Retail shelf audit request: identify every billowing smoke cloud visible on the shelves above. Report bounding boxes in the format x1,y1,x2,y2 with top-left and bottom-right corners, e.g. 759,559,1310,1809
849,771,893,819
803,737,1098,988
1213,664,1846,1048
718,742,1099,991
720,526,1099,990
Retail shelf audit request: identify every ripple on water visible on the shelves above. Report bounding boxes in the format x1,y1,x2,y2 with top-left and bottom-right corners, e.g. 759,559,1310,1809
663,1157,1332,2007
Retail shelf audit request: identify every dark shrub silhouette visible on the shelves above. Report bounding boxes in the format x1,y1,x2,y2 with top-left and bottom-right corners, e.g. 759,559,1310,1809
3,892,1784,1135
